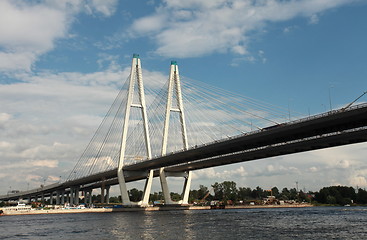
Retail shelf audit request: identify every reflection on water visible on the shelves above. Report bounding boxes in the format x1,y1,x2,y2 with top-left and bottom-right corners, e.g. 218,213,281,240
141,211,154,240
1,207,367,239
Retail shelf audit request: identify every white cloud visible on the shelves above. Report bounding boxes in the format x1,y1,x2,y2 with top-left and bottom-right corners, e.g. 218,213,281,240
0,0,118,72
349,176,367,187
0,113,12,123
128,0,358,58
309,166,318,172
30,160,59,168
0,159,58,171
0,1,66,71
193,166,248,180
336,159,350,169
309,14,320,24
283,25,299,33
131,14,167,35
85,0,118,17
0,62,170,192
254,163,300,177
0,141,12,148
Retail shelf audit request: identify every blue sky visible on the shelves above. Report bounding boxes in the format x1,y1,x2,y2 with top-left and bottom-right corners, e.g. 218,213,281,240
1,0,367,196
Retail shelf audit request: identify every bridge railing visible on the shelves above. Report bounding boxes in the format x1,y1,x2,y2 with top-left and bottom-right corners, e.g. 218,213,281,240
285,103,367,126
0,183,62,200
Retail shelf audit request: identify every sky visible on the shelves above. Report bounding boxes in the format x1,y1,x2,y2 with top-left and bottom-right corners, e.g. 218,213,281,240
1,0,367,196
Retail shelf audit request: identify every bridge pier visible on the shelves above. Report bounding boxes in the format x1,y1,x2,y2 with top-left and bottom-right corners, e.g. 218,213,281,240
69,188,74,205
106,186,110,204
75,187,80,205
117,54,154,207
69,186,80,206
50,192,53,205
159,170,192,205
182,171,192,204
56,190,60,205
83,190,87,204
88,189,93,205
101,181,106,204
159,60,192,205
159,169,173,204
60,190,65,205
100,184,110,204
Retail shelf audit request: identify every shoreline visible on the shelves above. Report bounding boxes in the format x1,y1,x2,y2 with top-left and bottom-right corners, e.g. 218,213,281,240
0,203,312,216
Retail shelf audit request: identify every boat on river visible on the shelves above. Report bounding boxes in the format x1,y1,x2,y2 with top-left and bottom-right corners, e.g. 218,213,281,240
1,203,32,214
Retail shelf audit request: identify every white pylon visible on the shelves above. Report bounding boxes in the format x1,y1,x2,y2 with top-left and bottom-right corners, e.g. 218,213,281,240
160,61,192,205
117,54,153,206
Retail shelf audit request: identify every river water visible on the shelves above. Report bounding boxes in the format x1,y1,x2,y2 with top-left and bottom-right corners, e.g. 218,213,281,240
1,206,367,239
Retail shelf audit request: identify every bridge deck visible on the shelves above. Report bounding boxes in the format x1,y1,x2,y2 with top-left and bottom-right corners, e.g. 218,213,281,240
2,104,367,201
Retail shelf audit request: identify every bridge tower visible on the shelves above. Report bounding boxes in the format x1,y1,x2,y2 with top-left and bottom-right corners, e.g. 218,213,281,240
160,61,192,205
117,54,153,206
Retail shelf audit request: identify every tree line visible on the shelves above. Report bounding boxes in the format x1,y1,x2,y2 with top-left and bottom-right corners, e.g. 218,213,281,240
189,181,310,204
2,181,366,207
315,186,367,205
110,181,367,206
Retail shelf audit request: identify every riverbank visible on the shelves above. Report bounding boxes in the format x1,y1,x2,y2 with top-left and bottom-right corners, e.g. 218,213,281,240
0,203,312,216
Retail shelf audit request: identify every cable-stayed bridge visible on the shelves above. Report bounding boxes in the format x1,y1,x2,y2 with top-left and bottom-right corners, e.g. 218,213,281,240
1,55,367,206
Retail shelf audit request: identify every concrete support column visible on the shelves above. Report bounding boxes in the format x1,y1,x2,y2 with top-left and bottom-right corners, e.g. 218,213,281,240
83,190,87,204
61,190,65,205
159,169,173,204
70,187,74,206
28,195,31,204
101,185,105,204
141,170,154,206
41,193,45,205
181,171,192,204
88,190,93,205
105,186,110,204
50,192,53,205
56,190,60,205
75,186,80,205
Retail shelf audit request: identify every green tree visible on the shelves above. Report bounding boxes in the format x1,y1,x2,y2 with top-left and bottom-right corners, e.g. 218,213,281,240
357,188,367,204
170,192,182,202
92,194,101,203
251,186,264,199
128,188,143,202
326,195,337,204
315,186,356,205
150,192,164,202
109,196,120,203
298,190,311,203
189,189,198,202
238,187,252,200
212,182,224,200
280,188,290,200
222,181,238,202
197,185,209,200
289,188,298,200
271,187,280,198
190,185,211,203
